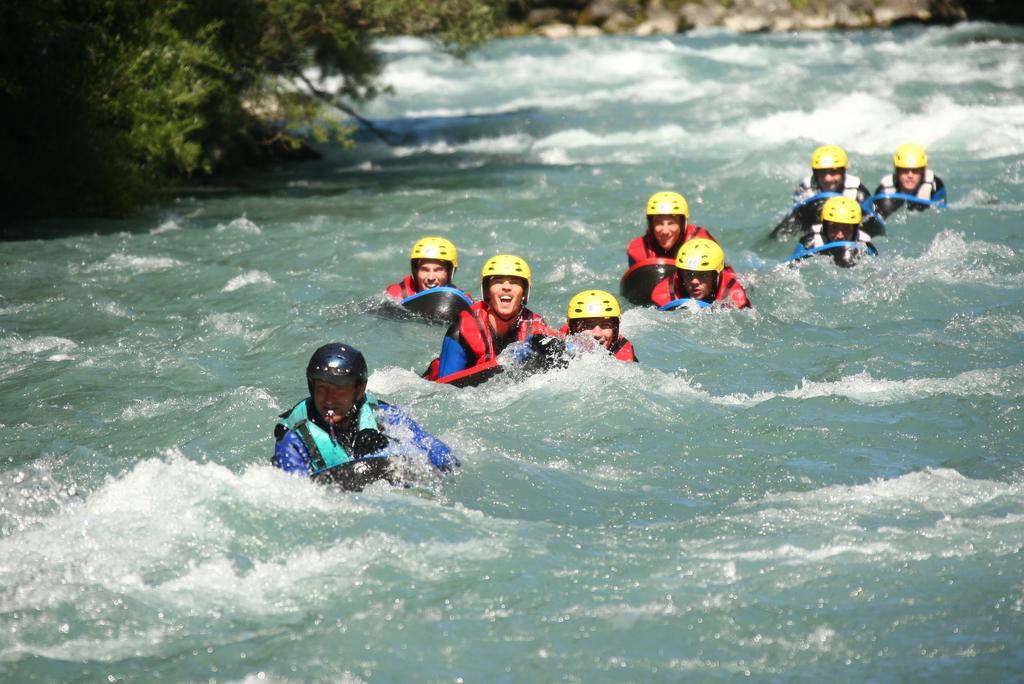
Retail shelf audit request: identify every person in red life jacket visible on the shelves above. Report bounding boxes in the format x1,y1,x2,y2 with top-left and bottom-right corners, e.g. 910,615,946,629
626,191,718,266
384,236,469,301
651,238,751,309
423,254,554,381
559,289,637,362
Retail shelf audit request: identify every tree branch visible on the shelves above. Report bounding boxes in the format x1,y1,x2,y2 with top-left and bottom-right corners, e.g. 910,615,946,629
294,71,402,145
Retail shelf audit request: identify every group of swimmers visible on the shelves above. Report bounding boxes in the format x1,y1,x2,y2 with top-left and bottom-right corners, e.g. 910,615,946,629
776,142,946,265
272,141,945,486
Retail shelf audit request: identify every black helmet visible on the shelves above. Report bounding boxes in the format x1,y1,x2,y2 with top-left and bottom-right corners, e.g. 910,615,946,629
306,343,369,394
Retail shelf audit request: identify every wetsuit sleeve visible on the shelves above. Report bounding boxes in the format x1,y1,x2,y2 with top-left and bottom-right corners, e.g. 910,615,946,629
856,183,871,205
378,402,460,470
273,430,312,476
924,176,947,210
437,321,471,378
872,183,894,219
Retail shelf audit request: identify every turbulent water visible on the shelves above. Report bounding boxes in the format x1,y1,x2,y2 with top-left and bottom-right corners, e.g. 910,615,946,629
3,22,1024,682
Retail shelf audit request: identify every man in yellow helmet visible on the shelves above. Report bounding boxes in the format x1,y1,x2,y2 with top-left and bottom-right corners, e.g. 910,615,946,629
385,236,469,301
627,191,719,266
792,196,877,267
423,255,555,382
870,143,946,219
773,144,877,238
560,290,637,362
651,238,751,309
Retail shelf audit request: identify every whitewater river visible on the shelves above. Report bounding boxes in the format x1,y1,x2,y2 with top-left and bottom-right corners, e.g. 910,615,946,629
2,22,1023,682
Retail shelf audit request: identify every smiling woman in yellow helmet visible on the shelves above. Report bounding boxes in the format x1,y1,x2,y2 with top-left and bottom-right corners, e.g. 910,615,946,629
870,143,947,219
559,290,638,362
650,238,751,309
626,191,722,266
422,254,556,382
772,144,880,239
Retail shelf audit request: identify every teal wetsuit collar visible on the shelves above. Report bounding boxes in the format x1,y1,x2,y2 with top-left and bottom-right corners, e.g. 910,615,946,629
278,394,381,474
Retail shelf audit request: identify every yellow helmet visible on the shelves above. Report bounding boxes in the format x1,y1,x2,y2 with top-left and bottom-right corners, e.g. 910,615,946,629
410,236,458,281
820,196,862,225
645,191,689,217
810,144,849,170
893,142,928,169
566,289,621,321
481,254,531,301
410,236,458,269
675,238,725,273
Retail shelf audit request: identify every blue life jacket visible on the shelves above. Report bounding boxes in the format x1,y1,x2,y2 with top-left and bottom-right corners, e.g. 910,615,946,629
276,395,382,475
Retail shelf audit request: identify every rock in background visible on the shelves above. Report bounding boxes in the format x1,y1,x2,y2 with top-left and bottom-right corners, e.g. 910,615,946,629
506,0,1020,37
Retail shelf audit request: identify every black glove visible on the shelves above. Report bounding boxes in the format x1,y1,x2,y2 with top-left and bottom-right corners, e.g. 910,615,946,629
831,246,858,268
350,428,390,458
525,334,569,371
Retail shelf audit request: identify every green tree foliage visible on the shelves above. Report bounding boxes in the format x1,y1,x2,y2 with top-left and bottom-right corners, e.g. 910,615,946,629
0,0,501,218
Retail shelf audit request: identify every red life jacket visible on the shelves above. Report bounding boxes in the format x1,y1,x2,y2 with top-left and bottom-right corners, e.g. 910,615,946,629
610,338,638,362
556,325,638,363
384,275,417,301
386,277,473,304
423,301,551,381
626,224,716,265
650,267,750,309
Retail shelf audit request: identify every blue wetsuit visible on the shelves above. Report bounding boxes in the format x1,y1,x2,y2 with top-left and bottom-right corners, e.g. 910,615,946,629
273,398,458,475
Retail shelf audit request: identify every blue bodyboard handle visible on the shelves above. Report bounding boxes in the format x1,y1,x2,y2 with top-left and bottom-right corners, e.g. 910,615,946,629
658,297,712,311
400,286,473,308
789,191,842,213
866,190,947,209
786,240,877,262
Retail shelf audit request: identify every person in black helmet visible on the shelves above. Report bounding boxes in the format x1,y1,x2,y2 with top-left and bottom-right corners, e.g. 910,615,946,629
273,343,458,482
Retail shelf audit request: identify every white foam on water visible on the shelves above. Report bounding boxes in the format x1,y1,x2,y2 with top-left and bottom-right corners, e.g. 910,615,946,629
715,364,1023,408
0,455,514,651
390,133,533,158
380,65,466,97
375,36,436,54
215,216,263,234
0,334,77,355
221,270,276,293
703,540,909,564
150,219,183,235
204,311,258,338
86,253,184,274
744,92,901,152
118,386,276,422
537,147,573,165
93,299,132,318
684,469,1024,571
0,301,34,316
119,396,215,421
754,467,1023,515
944,311,1024,339
841,230,1017,304
952,187,1003,209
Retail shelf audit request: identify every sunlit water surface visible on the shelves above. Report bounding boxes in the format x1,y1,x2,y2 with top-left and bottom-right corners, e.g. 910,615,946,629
2,23,1023,682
